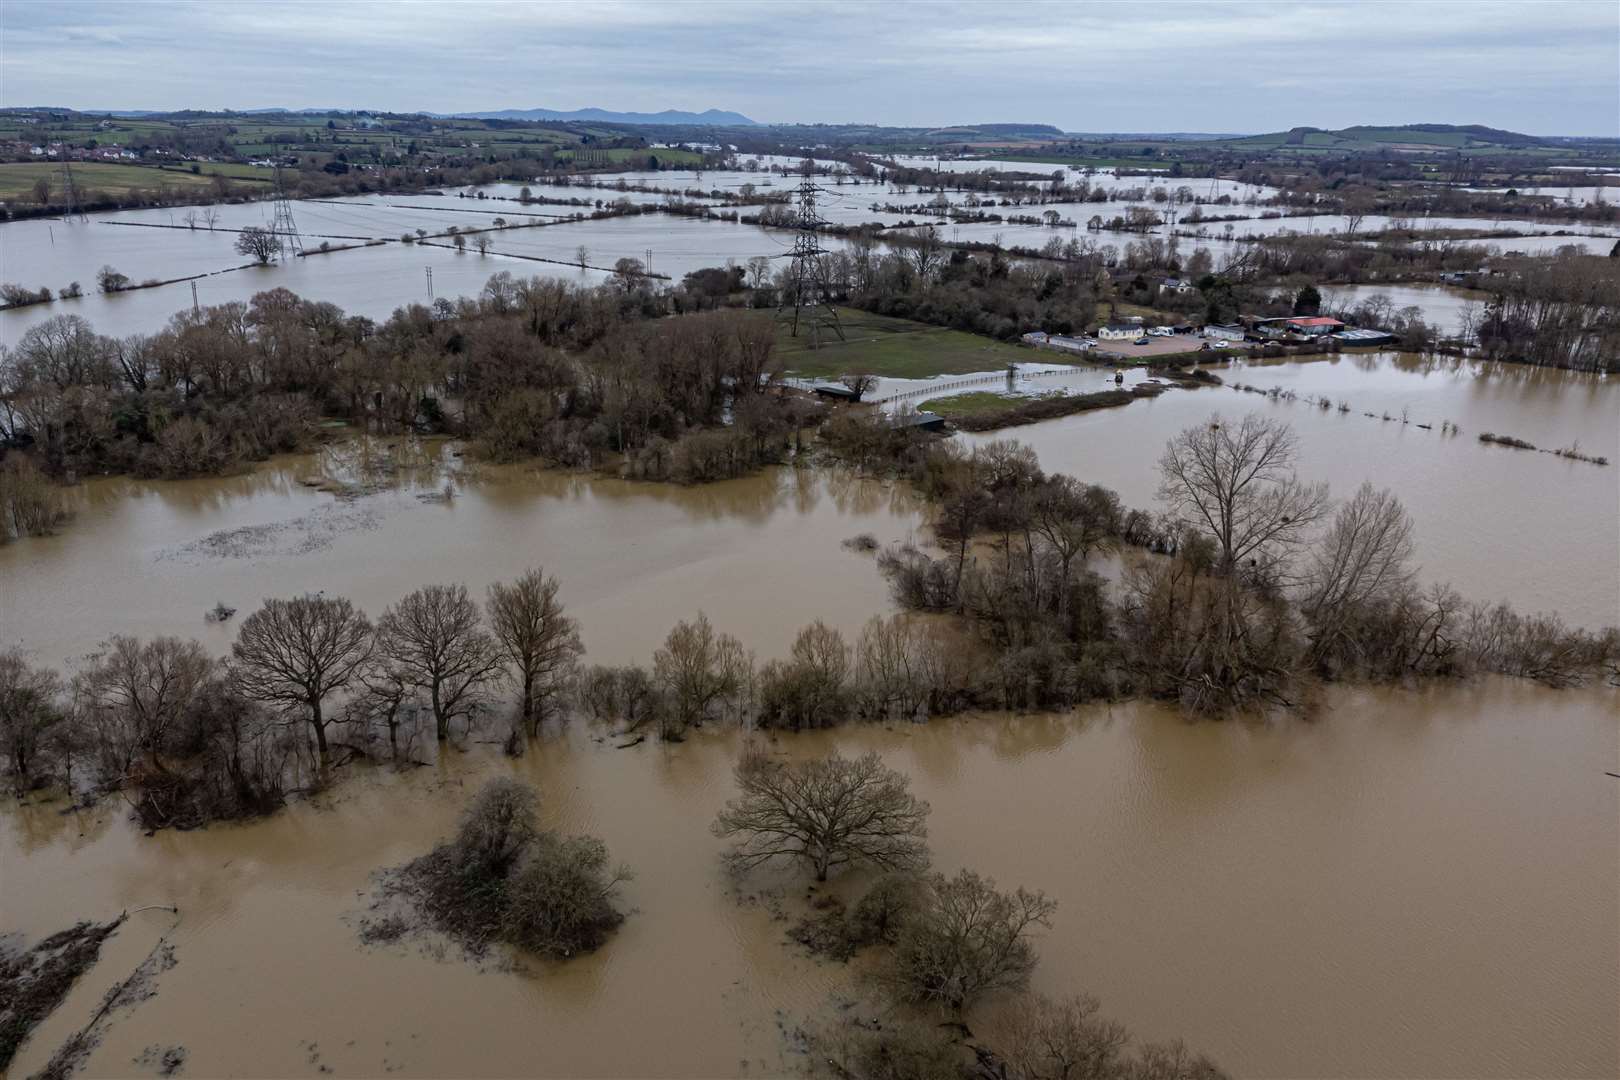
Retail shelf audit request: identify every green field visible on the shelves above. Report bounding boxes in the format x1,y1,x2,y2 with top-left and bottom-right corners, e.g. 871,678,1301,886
776,308,1041,379
0,161,268,199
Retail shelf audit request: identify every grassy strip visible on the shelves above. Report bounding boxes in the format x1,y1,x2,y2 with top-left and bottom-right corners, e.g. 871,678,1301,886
940,384,1170,431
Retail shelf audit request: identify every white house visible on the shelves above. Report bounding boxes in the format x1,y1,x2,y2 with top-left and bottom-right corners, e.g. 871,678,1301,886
1097,322,1141,341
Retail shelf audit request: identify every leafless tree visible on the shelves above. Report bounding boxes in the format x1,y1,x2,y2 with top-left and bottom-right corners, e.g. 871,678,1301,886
235,226,282,265
32,177,51,206
839,372,878,401
201,207,221,231
1298,483,1416,669
1157,414,1329,580
74,635,214,780
991,992,1129,1080
888,868,1055,1011
486,568,584,733
375,584,503,741
653,612,747,734
0,648,65,791
230,594,373,755
575,244,590,270
713,749,930,881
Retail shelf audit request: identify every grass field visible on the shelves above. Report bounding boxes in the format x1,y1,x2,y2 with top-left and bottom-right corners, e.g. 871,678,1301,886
0,161,272,199
917,390,1045,416
776,308,1039,379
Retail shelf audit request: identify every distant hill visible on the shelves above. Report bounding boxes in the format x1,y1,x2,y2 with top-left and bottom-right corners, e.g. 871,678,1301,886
450,107,758,126
1228,123,1546,151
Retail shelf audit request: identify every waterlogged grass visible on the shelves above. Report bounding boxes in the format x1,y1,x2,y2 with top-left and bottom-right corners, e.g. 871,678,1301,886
778,308,1039,379
917,390,1038,416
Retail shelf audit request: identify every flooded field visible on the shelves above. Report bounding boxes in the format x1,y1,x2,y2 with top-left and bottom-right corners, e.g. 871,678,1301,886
4,680,1614,1078
4,164,1618,1080
961,351,1619,630
0,453,925,670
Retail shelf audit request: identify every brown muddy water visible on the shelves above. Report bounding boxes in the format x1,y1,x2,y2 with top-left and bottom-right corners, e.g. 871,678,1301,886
0,449,926,670
2,446,1617,1078
3,682,1615,1078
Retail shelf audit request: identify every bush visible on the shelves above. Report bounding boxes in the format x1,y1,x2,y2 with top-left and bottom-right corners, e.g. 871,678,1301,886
393,778,630,961
501,833,630,959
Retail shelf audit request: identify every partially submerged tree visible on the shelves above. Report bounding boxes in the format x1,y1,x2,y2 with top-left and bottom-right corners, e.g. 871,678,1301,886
888,869,1055,1011
1157,414,1329,581
486,568,583,733
653,612,747,734
235,226,282,265
375,584,503,741
0,648,65,792
713,750,930,881
230,594,373,755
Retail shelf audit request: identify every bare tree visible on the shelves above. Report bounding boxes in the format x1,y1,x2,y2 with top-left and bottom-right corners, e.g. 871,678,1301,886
74,635,214,779
575,244,590,270
839,373,878,401
32,176,51,206
201,207,221,231
652,612,747,734
1298,483,1416,669
713,750,930,881
375,584,503,741
235,226,282,265
230,594,373,755
486,568,584,733
1157,414,1329,579
991,992,1129,1080
0,648,65,791
888,868,1055,1011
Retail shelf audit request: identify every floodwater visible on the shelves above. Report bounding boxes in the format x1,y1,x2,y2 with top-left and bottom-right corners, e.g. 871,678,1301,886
961,352,1620,630
3,681,1614,1078
0,451,926,670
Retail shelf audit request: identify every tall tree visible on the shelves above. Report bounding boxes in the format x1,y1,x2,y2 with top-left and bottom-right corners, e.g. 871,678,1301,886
1158,414,1329,580
231,594,373,755
375,584,503,741
486,568,584,733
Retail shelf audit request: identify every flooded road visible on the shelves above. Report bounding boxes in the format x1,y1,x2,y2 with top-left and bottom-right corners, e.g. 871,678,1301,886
4,681,1614,1078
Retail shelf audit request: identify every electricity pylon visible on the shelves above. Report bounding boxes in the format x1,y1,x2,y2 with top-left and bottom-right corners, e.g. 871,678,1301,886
776,169,844,347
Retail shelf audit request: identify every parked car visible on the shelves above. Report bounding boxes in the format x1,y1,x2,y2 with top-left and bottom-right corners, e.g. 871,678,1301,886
1133,337,1151,346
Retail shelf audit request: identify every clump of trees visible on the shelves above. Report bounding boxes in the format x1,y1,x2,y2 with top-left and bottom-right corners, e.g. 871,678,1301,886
0,278,817,486
0,568,589,828
819,412,1615,714
388,777,630,959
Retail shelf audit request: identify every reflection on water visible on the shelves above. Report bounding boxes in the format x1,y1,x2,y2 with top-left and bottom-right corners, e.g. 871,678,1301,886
3,682,1613,1078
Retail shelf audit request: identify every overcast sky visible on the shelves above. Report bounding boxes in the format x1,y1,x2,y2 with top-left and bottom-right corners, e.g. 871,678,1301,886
4,0,1617,135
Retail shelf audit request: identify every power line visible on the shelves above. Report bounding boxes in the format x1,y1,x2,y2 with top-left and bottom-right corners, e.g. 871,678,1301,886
60,160,87,222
